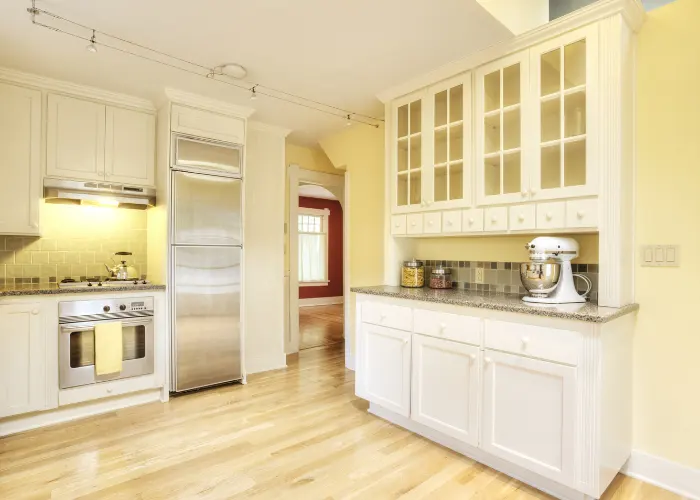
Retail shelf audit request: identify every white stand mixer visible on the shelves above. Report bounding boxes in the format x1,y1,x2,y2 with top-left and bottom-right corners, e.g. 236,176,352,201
521,236,592,304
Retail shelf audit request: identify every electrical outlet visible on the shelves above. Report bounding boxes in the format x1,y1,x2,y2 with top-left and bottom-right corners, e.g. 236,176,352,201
475,268,484,284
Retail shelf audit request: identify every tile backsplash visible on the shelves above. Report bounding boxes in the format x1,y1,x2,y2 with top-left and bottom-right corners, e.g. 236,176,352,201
0,203,147,285
419,259,599,301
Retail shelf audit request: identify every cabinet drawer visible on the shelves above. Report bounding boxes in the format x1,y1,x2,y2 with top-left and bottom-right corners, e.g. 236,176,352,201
407,214,423,234
566,199,598,228
424,212,441,234
509,204,536,231
484,207,508,232
442,210,462,233
484,320,580,366
391,215,407,235
462,209,484,232
171,105,245,144
362,302,413,331
413,309,480,346
536,202,566,229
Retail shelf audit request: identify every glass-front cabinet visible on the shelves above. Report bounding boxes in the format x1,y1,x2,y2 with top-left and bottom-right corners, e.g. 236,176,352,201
475,53,529,206
530,26,598,200
394,93,425,211
428,74,471,209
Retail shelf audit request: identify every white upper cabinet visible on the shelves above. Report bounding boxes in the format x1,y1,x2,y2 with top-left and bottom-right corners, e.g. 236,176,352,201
476,52,529,206
105,106,156,186
171,104,245,145
47,94,106,181
428,74,472,209
393,92,426,212
0,82,41,236
47,93,155,187
529,26,598,201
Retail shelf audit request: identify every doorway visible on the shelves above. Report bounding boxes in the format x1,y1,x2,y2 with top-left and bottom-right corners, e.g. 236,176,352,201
287,165,349,362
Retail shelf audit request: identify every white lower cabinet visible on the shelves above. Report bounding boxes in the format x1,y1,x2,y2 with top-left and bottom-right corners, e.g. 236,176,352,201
481,349,576,486
411,334,479,445
0,303,49,418
356,323,411,417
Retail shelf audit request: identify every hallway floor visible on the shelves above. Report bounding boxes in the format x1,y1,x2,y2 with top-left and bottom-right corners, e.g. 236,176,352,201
299,303,344,350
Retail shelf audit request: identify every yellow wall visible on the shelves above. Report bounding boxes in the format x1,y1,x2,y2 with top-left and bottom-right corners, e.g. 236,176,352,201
0,203,147,283
633,0,700,470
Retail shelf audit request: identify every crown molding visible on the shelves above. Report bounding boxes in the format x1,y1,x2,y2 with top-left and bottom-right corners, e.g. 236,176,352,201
164,88,255,119
248,120,292,138
377,0,646,103
0,66,156,112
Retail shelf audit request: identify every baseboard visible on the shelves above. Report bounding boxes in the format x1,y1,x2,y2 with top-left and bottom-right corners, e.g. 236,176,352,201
245,354,287,375
623,450,700,499
0,389,162,437
299,296,344,306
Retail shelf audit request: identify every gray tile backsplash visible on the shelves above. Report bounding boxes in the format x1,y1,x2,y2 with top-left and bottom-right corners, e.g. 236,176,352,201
418,259,599,301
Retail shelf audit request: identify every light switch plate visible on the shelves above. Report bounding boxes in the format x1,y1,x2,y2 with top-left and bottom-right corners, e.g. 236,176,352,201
640,245,680,267
475,268,484,283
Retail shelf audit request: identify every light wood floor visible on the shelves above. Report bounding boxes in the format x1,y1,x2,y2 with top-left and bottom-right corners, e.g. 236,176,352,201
0,344,679,500
299,303,344,350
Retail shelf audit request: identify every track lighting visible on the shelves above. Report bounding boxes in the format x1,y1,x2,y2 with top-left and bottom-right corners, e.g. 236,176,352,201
346,114,352,126
85,29,97,53
250,85,258,100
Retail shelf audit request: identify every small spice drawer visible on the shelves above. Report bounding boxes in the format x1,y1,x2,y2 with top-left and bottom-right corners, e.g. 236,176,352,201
407,214,423,235
484,207,508,232
509,204,536,231
423,212,441,234
462,208,485,232
414,309,481,346
362,301,413,332
442,210,462,233
537,201,566,229
391,215,407,235
484,319,580,366
566,198,598,228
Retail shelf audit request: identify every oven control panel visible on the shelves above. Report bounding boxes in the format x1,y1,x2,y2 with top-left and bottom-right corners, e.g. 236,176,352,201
59,296,154,320
130,301,147,311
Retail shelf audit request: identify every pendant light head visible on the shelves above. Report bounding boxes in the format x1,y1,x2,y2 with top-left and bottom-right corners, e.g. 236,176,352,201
346,114,352,127
250,85,258,100
86,29,97,53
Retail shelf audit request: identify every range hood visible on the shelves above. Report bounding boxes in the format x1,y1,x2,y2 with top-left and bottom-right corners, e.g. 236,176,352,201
43,178,156,209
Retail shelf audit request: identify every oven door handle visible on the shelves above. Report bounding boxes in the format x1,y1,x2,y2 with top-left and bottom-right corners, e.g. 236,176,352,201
60,318,153,331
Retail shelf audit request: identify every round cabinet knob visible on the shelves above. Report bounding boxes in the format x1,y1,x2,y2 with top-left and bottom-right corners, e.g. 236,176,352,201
394,222,400,228
577,210,585,219
546,212,553,221
32,222,39,228
379,313,386,322
106,388,113,394
518,214,525,222
484,357,492,364
403,338,409,345
411,221,416,226
530,189,537,196
428,220,434,226
439,322,447,332
521,191,528,197
31,309,39,315
446,220,453,226
103,305,111,312
469,353,477,360
522,336,531,346
469,218,475,224
119,304,127,311
491,215,498,223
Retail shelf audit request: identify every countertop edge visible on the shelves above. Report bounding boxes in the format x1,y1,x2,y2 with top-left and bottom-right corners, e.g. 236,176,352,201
350,286,639,324
0,285,167,297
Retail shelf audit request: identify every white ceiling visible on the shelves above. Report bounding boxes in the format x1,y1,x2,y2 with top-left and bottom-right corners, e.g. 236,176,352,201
0,0,511,145
299,184,337,200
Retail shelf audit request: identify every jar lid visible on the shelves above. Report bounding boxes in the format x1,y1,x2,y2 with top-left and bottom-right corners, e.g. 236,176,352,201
403,259,424,268
431,267,451,275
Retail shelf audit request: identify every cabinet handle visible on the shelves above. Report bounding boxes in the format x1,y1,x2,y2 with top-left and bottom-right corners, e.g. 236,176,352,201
394,222,400,228
469,353,476,360
31,222,39,228
439,322,447,332
529,189,537,196
446,220,452,226
31,309,39,315
577,210,585,219
403,338,409,345
521,191,528,197
484,357,492,364
428,220,434,226
380,313,386,322
522,336,530,345
491,215,498,223
546,212,553,221
468,217,475,224
518,214,525,222
106,388,113,394
105,173,112,177
410,221,416,227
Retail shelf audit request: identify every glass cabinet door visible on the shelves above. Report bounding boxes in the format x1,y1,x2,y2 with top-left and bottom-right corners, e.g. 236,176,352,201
476,54,528,205
532,27,597,199
430,75,470,207
395,97,423,210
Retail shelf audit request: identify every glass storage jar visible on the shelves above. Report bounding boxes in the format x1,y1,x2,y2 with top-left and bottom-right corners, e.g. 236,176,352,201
401,259,424,288
429,267,453,289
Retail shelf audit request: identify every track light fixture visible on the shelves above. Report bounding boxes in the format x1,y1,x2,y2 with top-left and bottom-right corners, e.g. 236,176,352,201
250,85,258,100
85,29,97,53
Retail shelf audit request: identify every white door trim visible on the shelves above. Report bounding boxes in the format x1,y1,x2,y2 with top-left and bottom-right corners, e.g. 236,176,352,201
288,164,347,363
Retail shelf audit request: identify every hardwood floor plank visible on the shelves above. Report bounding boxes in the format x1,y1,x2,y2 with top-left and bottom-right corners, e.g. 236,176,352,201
299,304,344,350
0,342,682,500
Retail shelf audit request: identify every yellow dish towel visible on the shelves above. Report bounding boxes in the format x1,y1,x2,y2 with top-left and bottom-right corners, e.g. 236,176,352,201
95,321,123,375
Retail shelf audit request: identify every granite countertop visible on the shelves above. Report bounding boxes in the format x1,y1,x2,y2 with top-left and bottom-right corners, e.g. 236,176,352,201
0,283,166,297
351,285,639,323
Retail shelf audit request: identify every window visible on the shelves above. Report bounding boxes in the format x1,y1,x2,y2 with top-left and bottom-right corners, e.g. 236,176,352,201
298,208,330,286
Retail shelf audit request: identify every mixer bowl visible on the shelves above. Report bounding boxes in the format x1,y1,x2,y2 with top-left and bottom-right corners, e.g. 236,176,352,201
519,263,562,297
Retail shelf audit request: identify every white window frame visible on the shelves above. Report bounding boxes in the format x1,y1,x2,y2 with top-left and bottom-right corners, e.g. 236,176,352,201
298,207,331,286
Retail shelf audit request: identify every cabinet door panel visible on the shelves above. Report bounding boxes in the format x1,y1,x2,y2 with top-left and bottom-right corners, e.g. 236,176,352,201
357,323,411,417
171,105,245,144
0,304,47,418
393,93,426,213
105,107,155,186
482,350,576,486
412,335,479,445
0,83,41,235
47,94,105,181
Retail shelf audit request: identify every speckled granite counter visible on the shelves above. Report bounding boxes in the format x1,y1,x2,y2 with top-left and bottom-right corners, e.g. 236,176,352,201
0,284,166,297
351,286,638,323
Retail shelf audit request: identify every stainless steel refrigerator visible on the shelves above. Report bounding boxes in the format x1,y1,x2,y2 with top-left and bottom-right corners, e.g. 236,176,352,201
170,134,243,393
